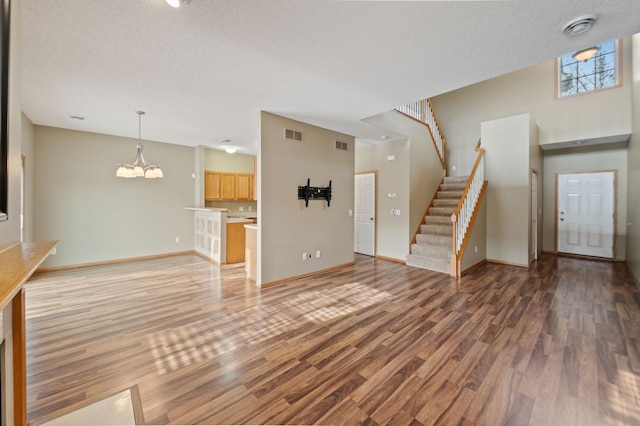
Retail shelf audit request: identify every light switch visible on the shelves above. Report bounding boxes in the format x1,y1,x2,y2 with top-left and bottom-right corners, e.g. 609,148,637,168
388,193,397,198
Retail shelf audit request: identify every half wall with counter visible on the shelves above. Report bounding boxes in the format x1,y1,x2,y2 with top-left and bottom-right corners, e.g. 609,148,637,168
185,208,227,264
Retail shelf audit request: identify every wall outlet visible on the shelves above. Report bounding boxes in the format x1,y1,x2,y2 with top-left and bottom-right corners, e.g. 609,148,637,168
316,250,321,258
452,165,457,172
474,245,477,253
248,206,252,211
387,155,396,161
302,252,307,261
239,206,244,212
349,209,353,216
175,237,180,243
51,247,57,255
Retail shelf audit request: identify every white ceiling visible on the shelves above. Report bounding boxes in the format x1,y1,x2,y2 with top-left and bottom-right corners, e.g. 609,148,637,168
21,0,640,155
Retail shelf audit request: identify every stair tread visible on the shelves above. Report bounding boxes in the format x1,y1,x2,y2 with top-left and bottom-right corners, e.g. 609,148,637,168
406,254,450,274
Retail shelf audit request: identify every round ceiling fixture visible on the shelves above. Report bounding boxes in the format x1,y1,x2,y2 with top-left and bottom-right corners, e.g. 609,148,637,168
165,0,190,8
562,14,598,36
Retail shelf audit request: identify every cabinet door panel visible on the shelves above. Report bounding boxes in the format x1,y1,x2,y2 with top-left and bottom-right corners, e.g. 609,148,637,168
205,172,221,200
226,222,246,263
236,174,252,200
221,173,236,200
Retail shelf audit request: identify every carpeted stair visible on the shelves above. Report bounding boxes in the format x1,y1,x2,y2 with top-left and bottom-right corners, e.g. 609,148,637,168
406,176,468,274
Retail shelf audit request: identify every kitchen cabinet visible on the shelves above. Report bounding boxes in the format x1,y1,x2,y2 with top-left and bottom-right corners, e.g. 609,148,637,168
220,173,236,200
236,174,253,200
226,222,246,263
205,171,254,201
204,171,222,200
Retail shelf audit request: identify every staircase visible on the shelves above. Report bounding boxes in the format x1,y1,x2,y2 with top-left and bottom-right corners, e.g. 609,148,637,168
406,176,468,274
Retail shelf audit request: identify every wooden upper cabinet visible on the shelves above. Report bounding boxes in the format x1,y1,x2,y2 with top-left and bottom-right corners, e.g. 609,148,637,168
205,171,222,200
220,173,236,200
205,170,254,201
236,174,253,200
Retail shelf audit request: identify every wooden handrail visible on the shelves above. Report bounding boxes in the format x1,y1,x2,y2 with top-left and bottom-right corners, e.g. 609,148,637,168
427,99,446,164
450,139,485,277
452,139,483,215
394,98,446,169
393,110,446,170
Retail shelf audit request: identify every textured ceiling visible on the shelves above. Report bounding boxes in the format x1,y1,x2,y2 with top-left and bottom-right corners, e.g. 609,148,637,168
21,0,640,154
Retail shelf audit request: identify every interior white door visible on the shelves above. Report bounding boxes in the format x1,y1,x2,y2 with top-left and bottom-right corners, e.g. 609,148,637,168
354,173,375,256
557,171,614,258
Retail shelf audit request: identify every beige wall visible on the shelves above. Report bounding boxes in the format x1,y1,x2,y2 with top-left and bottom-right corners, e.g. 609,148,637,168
205,148,254,173
544,144,628,260
0,0,22,250
33,126,195,267
355,138,410,260
482,114,534,266
628,35,640,281
21,113,35,242
362,111,444,256
431,37,633,177
259,112,354,285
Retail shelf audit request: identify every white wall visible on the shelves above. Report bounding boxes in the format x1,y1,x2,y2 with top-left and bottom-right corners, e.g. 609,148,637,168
482,114,534,266
356,138,410,260
626,34,640,280
33,126,195,267
259,112,355,285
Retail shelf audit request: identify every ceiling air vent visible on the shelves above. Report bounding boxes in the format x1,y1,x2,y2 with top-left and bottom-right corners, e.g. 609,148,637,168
334,140,348,151
562,14,598,36
284,128,303,142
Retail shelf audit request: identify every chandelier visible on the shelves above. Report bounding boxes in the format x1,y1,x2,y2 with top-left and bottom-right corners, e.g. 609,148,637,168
116,111,163,179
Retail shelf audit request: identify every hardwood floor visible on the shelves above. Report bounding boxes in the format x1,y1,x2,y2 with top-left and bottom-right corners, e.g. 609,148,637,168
25,253,640,425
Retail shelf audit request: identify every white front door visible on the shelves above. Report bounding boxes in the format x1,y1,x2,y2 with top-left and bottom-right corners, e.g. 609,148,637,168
557,171,615,258
354,173,375,256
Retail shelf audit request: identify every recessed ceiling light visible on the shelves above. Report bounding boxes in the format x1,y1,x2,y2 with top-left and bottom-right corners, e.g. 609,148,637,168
381,135,389,140
562,14,598,36
225,147,237,154
69,115,86,120
165,0,189,8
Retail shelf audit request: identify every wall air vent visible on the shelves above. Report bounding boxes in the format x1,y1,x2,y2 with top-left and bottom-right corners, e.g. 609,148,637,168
334,140,348,151
284,128,303,142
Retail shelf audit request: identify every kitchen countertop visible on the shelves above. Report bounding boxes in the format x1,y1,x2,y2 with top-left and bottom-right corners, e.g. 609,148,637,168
184,207,229,212
227,218,254,223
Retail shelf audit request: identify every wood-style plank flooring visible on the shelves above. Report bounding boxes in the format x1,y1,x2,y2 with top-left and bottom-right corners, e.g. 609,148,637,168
25,254,640,425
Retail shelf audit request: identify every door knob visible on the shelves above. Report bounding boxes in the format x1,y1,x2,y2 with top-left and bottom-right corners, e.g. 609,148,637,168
370,217,374,220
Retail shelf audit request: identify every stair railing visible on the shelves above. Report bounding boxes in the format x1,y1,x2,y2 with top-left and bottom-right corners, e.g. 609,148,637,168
394,99,445,167
450,139,486,277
